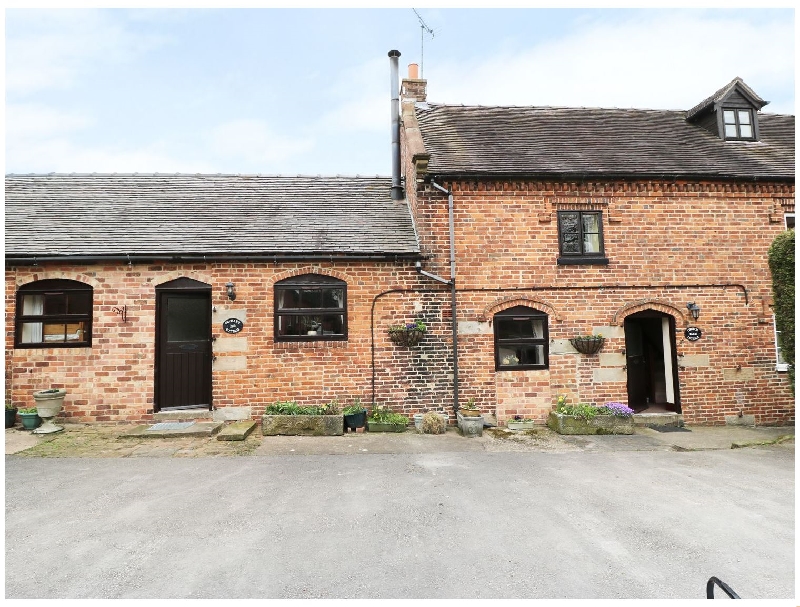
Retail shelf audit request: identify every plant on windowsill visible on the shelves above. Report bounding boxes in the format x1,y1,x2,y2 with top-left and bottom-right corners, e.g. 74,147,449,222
387,319,426,347
569,333,605,355
547,395,634,435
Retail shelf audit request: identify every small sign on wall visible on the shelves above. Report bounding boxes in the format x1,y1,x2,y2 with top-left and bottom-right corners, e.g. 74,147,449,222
684,327,702,342
222,318,244,334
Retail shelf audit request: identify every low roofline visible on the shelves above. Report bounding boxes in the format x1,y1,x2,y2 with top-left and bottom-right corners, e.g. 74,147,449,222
5,252,425,267
425,171,795,183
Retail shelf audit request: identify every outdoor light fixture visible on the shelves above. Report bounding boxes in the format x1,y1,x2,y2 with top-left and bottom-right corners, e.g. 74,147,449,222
687,302,700,321
225,282,236,301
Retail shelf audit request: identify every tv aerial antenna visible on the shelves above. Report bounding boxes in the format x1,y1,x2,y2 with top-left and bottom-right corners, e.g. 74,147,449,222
412,8,434,78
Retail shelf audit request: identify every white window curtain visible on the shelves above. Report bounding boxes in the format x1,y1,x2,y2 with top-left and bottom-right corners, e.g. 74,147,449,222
21,294,44,343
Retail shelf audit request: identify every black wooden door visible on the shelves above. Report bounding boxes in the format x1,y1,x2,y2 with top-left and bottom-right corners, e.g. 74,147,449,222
157,291,211,410
624,318,649,411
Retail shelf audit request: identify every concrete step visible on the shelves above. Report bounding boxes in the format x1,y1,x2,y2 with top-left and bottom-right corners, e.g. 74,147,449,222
217,421,257,441
633,412,683,427
153,410,213,422
120,421,223,438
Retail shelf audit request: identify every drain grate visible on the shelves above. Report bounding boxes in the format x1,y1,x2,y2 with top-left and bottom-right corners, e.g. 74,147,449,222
147,421,196,431
648,425,691,433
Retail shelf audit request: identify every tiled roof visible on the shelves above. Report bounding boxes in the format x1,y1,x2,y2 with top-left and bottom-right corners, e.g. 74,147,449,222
685,77,766,120
415,104,794,180
5,174,420,258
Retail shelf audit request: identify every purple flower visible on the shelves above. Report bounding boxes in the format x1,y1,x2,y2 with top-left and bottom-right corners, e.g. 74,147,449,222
599,402,634,417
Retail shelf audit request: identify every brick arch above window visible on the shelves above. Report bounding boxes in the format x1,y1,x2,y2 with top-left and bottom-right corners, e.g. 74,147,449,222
16,271,101,290
271,266,352,285
612,300,689,327
481,296,561,324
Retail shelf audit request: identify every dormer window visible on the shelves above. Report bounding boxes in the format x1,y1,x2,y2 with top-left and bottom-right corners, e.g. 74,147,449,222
723,109,754,140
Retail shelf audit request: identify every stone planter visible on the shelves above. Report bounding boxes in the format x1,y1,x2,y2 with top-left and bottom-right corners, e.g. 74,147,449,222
413,413,424,432
262,414,344,436
457,412,483,437
459,408,482,417
366,421,407,433
33,388,67,434
507,419,536,430
547,411,634,435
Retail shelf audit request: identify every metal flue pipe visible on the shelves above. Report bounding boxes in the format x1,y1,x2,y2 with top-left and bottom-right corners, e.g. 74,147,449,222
388,50,403,201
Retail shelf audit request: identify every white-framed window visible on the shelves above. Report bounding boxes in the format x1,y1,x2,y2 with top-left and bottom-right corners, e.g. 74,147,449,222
723,108,755,140
774,316,789,372
784,213,795,230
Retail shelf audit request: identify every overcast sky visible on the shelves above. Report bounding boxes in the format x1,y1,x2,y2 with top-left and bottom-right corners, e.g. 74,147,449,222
5,7,795,176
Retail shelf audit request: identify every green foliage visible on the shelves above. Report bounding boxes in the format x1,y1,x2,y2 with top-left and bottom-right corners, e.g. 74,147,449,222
264,401,339,416
342,398,366,416
18,408,38,414
388,319,427,332
368,403,407,425
6,402,17,410
769,229,795,387
556,402,599,420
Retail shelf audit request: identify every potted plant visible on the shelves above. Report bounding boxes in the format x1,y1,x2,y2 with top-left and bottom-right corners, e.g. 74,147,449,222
342,399,367,432
507,416,536,430
262,400,344,436
18,408,41,430
366,404,408,432
421,412,445,435
569,333,605,355
456,398,483,437
6,402,18,429
387,319,426,347
32,388,67,434
547,396,635,435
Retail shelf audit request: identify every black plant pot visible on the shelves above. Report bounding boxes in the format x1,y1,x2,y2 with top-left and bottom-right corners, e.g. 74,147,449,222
343,410,367,431
5,408,18,429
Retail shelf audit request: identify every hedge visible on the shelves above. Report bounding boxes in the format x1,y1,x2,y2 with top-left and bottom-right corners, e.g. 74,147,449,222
768,229,794,387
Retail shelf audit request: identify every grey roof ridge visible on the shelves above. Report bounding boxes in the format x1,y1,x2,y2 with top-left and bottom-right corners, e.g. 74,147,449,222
5,172,392,178
685,76,767,119
423,102,693,114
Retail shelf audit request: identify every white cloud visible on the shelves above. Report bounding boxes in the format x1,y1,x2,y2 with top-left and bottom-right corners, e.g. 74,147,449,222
6,9,171,96
206,120,316,171
427,11,794,113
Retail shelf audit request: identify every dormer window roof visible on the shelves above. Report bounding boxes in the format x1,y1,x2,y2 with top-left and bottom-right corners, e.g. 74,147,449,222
685,77,768,141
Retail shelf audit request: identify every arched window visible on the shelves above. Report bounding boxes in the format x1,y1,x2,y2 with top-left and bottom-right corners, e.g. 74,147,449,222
274,274,347,341
15,279,93,348
494,305,548,370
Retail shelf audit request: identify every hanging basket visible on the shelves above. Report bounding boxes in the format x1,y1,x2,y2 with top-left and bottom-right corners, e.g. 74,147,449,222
388,328,426,347
569,336,605,355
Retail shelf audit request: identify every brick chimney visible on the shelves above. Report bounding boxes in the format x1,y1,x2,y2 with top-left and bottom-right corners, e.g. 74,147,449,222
401,63,427,103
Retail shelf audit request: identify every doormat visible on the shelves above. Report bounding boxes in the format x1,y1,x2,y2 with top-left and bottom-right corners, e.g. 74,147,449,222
648,425,691,433
147,422,196,431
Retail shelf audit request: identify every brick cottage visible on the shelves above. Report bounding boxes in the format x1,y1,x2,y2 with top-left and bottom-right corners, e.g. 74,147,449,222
5,52,794,426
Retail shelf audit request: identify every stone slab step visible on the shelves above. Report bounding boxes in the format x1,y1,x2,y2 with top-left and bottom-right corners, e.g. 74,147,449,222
120,421,224,438
153,410,213,422
217,421,257,441
633,412,683,427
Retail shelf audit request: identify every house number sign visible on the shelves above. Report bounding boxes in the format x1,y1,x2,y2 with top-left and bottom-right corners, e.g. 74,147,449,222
684,327,702,342
222,318,244,334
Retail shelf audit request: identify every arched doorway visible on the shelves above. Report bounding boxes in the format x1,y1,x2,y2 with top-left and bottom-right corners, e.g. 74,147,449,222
155,278,212,411
624,310,681,413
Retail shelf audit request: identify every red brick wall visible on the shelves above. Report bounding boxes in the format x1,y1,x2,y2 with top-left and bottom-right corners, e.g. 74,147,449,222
399,166,795,425
5,262,452,423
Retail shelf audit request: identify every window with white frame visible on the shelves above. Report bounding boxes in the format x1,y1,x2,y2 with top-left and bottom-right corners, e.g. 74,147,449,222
774,316,789,372
784,213,795,229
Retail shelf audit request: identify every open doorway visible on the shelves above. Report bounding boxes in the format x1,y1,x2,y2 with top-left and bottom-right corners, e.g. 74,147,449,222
624,310,680,413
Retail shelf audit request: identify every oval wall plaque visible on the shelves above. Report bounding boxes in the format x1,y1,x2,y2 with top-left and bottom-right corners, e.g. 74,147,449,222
222,318,244,334
684,326,702,342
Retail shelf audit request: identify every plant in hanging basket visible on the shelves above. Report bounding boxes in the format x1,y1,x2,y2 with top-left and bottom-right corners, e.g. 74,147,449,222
569,334,605,355
388,319,427,347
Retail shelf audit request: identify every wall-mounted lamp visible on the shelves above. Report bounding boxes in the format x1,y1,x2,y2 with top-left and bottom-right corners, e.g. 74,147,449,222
687,302,700,321
225,282,236,301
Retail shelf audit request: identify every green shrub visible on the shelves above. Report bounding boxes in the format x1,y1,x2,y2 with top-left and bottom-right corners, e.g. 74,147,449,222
264,401,339,416
769,229,795,387
421,412,445,434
